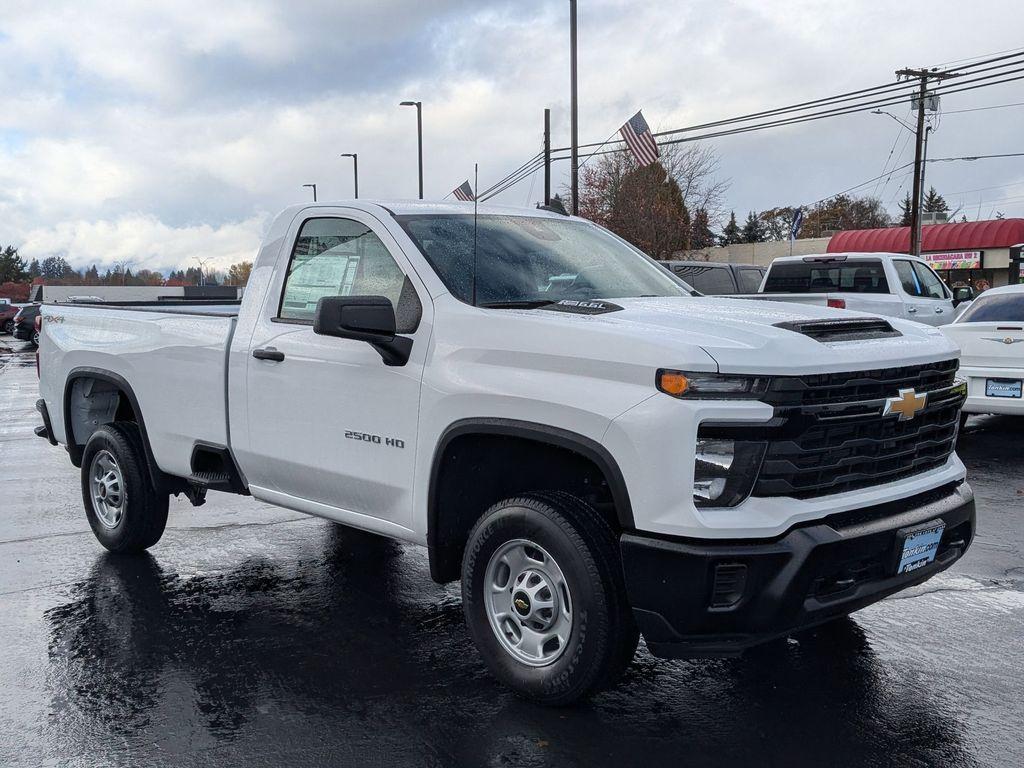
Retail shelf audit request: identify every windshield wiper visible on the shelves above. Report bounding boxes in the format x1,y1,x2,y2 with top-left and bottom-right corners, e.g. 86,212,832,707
478,300,557,309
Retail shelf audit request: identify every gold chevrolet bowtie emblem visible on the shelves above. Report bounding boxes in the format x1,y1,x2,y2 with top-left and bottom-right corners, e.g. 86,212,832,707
883,388,927,421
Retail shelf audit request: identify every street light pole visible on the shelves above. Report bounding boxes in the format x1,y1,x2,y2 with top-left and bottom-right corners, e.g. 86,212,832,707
569,0,579,215
400,101,423,199
302,183,317,202
341,153,359,198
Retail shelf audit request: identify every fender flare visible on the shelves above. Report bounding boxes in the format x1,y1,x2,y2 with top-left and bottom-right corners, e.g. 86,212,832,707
63,367,163,489
426,417,635,556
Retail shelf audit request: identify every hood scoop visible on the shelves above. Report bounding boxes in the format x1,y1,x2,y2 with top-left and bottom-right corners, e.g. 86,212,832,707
774,317,902,343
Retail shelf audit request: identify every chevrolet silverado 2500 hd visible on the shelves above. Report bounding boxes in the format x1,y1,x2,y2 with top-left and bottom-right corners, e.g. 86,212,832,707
35,201,975,704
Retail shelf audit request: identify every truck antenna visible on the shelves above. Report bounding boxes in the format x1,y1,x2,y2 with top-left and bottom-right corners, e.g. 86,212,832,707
471,162,479,306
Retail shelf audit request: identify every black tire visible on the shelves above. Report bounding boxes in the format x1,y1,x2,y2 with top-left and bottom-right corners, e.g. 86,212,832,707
461,492,639,705
959,412,969,432
2,320,13,335
81,423,169,553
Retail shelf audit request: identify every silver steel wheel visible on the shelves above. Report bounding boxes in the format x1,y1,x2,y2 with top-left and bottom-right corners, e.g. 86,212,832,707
89,449,126,529
483,538,573,667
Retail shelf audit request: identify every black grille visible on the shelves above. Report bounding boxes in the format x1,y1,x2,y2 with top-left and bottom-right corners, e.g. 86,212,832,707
763,358,958,406
751,359,964,499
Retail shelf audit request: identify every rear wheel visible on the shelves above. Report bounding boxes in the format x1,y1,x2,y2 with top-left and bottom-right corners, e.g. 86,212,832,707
959,412,969,432
461,492,638,705
81,423,168,552
2,320,13,334
31,329,39,347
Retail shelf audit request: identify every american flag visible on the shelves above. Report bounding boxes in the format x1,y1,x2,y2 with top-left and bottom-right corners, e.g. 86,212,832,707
452,180,475,201
619,110,660,166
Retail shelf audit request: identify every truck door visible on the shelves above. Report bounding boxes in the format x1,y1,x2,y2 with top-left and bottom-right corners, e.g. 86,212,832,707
239,209,430,533
893,259,954,325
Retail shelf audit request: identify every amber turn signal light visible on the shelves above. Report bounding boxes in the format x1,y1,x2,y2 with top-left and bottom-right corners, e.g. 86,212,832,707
656,371,689,396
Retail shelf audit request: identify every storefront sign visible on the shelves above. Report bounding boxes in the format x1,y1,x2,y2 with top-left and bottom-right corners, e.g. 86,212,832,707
924,251,982,270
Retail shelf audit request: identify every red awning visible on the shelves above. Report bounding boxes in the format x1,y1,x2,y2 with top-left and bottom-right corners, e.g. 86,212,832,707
826,218,1024,254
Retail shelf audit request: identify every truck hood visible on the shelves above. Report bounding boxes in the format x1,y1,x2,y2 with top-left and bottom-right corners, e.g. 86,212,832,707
541,296,959,375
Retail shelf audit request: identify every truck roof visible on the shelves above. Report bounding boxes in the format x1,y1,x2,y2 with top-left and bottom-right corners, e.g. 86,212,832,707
274,200,574,220
769,251,926,264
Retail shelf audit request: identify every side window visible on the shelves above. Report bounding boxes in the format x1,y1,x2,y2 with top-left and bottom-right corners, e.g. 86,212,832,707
911,262,948,299
894,260,923,297
735,268,764,293
278,217,413,324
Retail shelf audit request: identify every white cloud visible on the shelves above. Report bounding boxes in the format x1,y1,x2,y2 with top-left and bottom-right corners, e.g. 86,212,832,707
0,0,1022,273
18,214,268,274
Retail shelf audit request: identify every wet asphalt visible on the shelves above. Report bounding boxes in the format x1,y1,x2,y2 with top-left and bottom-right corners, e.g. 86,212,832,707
0,342,1022,767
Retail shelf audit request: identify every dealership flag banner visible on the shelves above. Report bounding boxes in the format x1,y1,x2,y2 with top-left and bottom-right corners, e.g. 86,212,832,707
619,110,660,166
452,180,475,201
790,208,804,241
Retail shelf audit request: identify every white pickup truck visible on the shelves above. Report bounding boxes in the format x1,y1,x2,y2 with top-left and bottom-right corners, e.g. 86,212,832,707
35,201,975,704
756,252,959,325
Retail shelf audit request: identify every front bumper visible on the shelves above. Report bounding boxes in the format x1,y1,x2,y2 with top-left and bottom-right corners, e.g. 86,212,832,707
620,481,975,658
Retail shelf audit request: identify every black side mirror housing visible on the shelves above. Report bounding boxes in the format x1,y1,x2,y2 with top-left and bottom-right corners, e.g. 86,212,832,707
952,286,975,307
313,295,413,366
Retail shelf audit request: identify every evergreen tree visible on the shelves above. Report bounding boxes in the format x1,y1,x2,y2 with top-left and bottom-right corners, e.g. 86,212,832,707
690,208,716,249
740,211,767,243
83,265,100,285
923,186,948,213
898,193,913,227
718,211,741,246
27,259,42,280
0,245,27,283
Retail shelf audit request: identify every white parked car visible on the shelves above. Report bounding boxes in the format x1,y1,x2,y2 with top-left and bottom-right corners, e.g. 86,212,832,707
756,253,959,326
941,284,1024,425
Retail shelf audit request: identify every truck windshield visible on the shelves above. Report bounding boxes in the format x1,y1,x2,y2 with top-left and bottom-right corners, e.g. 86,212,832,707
395,214,690,306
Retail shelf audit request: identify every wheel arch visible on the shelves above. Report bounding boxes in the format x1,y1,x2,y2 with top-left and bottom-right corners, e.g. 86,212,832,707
426,418,634,583
63,367,164,489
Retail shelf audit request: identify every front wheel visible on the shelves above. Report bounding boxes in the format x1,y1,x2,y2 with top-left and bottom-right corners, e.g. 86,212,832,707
461,492,638,705
2,320,13,335
81,423,169,552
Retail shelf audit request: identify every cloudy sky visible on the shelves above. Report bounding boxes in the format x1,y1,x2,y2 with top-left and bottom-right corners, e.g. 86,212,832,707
1,0,1022,274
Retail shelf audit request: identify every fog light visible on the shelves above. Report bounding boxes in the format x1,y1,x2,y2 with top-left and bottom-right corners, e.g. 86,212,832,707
693,435,766,508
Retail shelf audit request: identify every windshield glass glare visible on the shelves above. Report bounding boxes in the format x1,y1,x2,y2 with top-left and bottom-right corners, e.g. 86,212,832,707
396,214,690,305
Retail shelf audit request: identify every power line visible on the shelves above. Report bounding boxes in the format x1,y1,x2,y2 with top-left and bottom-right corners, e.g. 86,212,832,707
480,48,1024,201
943,100,1024,114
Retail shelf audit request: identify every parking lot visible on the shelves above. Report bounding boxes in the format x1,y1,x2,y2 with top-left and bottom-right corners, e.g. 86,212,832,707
1,341,1022,767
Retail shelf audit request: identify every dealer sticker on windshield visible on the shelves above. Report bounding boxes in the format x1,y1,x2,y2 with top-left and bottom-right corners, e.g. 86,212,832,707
897,520,946,575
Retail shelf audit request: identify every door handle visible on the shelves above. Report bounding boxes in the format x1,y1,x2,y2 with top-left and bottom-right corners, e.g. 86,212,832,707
935,307,944,313
907,306,918,313
252,347,285,362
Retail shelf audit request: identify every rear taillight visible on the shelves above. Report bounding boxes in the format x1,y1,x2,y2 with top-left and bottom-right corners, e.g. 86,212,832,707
827,298,846,309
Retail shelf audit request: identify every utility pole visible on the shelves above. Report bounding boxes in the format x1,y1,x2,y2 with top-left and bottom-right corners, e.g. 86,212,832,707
543,108,552,206
569,0,579,215
895,67,954,256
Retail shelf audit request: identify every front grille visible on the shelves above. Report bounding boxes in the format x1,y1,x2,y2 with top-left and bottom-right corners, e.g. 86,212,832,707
763,358,959,406
751,360,964,499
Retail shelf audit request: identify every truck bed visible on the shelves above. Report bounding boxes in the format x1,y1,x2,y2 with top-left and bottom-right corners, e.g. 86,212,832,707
38,303,238,479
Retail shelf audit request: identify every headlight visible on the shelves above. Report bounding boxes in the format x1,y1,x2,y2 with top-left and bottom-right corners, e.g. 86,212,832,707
657,369,769,399
693,435,766,508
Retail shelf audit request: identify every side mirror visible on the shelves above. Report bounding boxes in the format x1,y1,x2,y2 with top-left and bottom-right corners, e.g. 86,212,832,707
952,286,974,306
313,295,413,366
